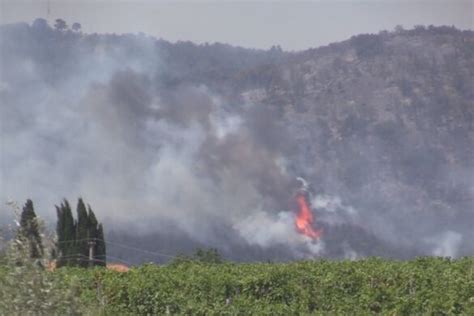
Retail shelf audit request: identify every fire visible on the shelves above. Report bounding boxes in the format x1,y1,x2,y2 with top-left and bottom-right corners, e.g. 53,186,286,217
295,193,322,239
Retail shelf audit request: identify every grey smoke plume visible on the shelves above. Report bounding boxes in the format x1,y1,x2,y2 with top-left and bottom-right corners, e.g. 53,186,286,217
0,22,302,255
1,21,473,261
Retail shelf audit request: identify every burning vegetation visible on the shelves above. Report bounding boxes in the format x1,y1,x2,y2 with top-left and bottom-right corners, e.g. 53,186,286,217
294,192,323,240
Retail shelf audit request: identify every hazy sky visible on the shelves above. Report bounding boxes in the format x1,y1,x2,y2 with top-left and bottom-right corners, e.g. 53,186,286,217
1,0,473,50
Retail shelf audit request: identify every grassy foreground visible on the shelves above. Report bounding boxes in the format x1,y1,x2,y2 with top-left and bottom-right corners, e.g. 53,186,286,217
2,257,473,315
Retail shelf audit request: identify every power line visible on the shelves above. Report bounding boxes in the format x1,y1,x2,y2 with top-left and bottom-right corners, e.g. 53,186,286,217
57,254,106,264
53,253,132,266
55,237,177,259
95,254,133,266
14,234,178,263
102,239,176,259
55,237,105,244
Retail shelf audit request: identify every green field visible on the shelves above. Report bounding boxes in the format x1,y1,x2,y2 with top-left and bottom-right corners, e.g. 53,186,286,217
2,257,473,314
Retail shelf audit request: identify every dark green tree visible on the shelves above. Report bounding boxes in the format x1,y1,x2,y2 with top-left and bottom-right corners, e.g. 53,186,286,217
17,199,44,260
87,205,106,267
195,248,223,264
95,223,106,267
55,200,77,268
75,198,89,267
87,206,98,244
55,198,106,268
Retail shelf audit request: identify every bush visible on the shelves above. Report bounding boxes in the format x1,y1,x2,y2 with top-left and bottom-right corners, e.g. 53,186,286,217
0,201,93,315
54,257,474,315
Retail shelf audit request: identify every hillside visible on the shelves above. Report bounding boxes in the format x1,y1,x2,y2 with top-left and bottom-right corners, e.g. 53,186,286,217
0,21,473,262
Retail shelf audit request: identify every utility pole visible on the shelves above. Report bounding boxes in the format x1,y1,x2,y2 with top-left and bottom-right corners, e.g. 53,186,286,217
88,240,96,268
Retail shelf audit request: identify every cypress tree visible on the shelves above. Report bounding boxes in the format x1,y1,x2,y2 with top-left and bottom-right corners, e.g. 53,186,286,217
55,198,106,268
96,223,106,267
76,198,89,268
18,199,44,260
87,206,99,266
55,205,64,267
56,200,76,268
87,206,98,240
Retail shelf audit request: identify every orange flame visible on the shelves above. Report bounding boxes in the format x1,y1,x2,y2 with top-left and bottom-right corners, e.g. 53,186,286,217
295,193,322,239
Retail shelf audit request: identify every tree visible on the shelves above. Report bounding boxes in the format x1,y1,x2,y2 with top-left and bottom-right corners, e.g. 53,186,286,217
414,25,426,33
87,206,98,245
55,198,106,268
75,198,89,267
352,34,384,58
32,18,49,30
87,205,106,267
17,200,44,260
96,223,106,267
195,248,223,264
55,200,77,268
394,25,405,34
71,22,81,32
54,19,67,31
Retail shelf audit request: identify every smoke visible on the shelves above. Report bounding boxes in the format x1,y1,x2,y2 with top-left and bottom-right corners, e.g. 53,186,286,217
342,242,358,261
1,21,473,260
312,194,358,226
428,231,463,258
312,195,356,215
234,210,324,258
0,22,305,256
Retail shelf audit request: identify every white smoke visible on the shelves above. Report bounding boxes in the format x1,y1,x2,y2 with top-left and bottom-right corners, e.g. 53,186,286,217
312,194,357,215
310,194,358,227
342,242,359,261
234,210,324,257
296,177,309,191
428,230,462,258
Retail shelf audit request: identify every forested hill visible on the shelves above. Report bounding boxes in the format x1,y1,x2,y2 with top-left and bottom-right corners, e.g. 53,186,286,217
1,20,473,263
0,20,284,91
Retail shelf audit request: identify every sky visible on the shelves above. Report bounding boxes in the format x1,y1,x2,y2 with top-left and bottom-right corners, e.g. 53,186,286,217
1,0,473,50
